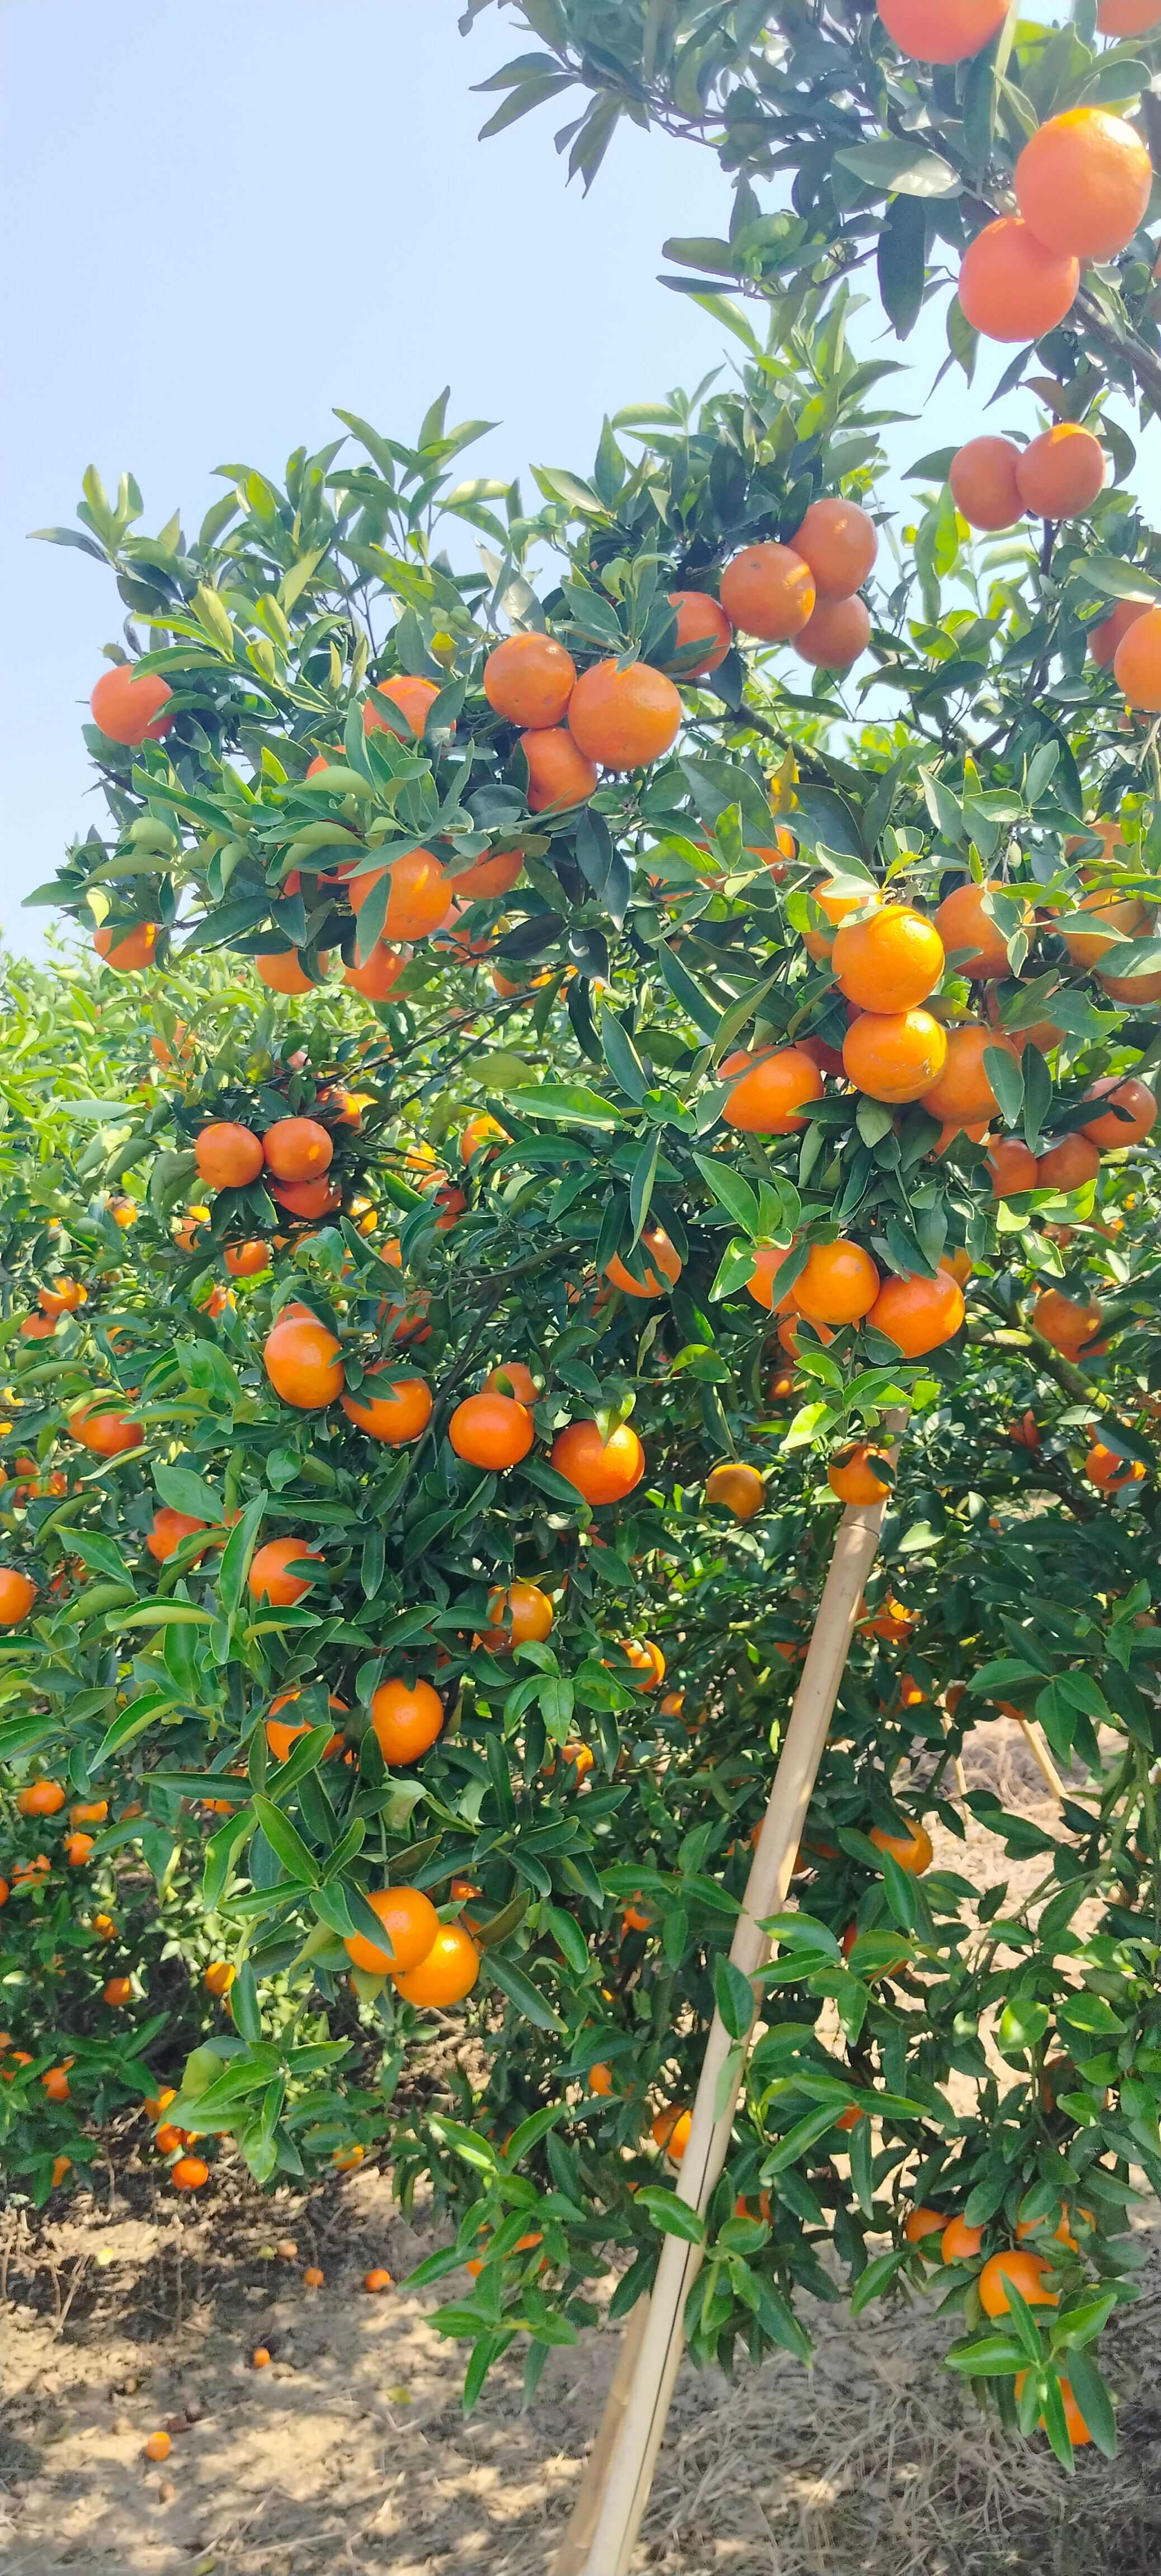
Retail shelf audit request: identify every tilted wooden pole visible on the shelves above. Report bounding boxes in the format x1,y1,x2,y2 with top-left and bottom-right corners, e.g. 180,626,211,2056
554,1414,907,2576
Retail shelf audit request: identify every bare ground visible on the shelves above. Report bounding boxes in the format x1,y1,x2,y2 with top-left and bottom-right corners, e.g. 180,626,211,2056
4,1720,1160,2576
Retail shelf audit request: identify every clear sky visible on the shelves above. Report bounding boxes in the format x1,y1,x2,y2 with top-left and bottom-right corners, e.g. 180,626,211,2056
0,0,1102,959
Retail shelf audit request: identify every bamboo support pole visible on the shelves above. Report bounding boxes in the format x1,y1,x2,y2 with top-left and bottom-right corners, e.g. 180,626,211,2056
564,1414,907,2576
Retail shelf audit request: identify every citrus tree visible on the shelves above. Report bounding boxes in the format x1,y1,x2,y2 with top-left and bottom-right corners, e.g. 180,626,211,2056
10,61,1161,2444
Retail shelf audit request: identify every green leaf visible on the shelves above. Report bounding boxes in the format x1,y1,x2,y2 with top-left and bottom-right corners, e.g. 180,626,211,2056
636,2187,706,2244
251,1794,319,1887
712,1954,756,2043
877,193,928,340
216,1495,267,1619
837,141,960,198
153,1461,225,1524
485,1950,564,2032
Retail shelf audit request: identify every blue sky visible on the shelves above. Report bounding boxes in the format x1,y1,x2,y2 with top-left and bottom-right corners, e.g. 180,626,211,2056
0,0,1098,958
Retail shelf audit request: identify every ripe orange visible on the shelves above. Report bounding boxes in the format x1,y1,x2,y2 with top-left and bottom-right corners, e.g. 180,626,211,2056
355,849,450,941
666,590,733,676
90,664,174,744
205,1960,235,1997
828,1445,891,1505
949,437,1023,532
263,1313,344,1409
370,1676,445,1764
620,1638,666,1690
904,2206,945,2248
449,1391,535,1470
341,1369,432,1445
485,1580,555,1647
588,2062,615,2096
70,1800,107,1826
921,1025,1017,1124
262,1116,333,1184
40,2062,72,2100
39,1276,86,1317
794,1239,880,1325
869,1819,933,1874
987,1138,1037,1195
17,1776,64,1818
1097,0,1161,25
941,2214,984,2264
551,1418,645,1504
1086,1440,1146,1492
392,1922,480,2005
1082,1074,1157,1148
343,1884,441,1974
1014,2370,1092,2448
1089,596,1148,668
144,2430,172,2464
147,1507,210,1564
268,1174,340,1220
935,879,1026,978
103,1976,133,2006
1063,886,1148,969
794,595,871,670
461,1112,509,1163
724,1044,824,1133
364,675,440,738
303,2264,325,2287
484,632,577,727
958,218,1079,343
484,1361,539,1404
364,2268,392,2293
803,883,873,962
265,1687,346,1762
171,2154,209,2191
344,939,408,1000
1036,1133,1101,1191
876,0,1007,59
719,542,815,641
746,1244,795,1310
453,846,525,900
833,905,944,1013
1113,602,1161,708
248,1537,322,1606
978,2248,1058,2318
1015,108,1151,262
869,1269,965,1357
606,1222,682,1298
567,660,682,769
95,920,161,972
1016,424,1106,520
843,1008,948,1104
520,726,598,811
0,1567,36,1626
705,1461,765,1520
223,1239,270,1278
1016,2203,1094,2253
194,1121,263,1190
256,950,328,995
1032,1289,1103,1355
791,498,877,600
651,2105,692,2163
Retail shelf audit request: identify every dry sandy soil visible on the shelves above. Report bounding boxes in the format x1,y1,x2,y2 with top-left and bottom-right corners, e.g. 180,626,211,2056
4,1723,1161,2576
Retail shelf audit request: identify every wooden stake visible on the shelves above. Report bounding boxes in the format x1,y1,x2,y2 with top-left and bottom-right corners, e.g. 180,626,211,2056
569,1414,907,2576
551,2302,648,2575
1017,1713,1066,1805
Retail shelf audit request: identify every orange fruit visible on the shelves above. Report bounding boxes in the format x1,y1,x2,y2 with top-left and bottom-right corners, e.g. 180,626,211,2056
91,664,173,743
364,2269,392,2293
1032,1289,1103,1355
1089,596,1148,668
666,590,733,676
344,939,408,1000
843,1008,948,1104
949,437,1024,532
705,1461,765,1521
461,1111,509,1163
147,1507,210,1564
588,2062,615,2096
484,632,576,728
1016,2204,1094,2252
262,1116,333,1183
485,1580,554,1647
1113,602,1161,708
986,1137,1037,1196
364,674,440,738
392,1922,480,2005
38,1277,86,1317
567,660,682,769
869,1820,933,1874
1098,960,1161,1003
172,2154,209,2190
605,1222,682,1298
224,1239,270,1277
265,1688,347,1763
791,498,877,600
1014,108,1151,263
205,1961,235,1997
357,850,451,941
828,1445,891,1505
40,2062,72,2101
795,594,871,670
551,1418,645,1504
935,879,1027,979
1014,2370,1092,2447
1036,1133,1101,1191
794,1239,880,1325
16,1777,65,1817
0,1567,36,1626
1086,1440,1145,1492
255,950,329,995
520,726,597,811
802,883,873,963
484,1361,539,1404
1062,887,1148,968
620,1638,666,1690
651,2105,692,2162
452,846,525,900
719,542,815,641
70,1800,107,1826
370,1676,445,1764
833,905,944,1013
194,1121,264,1190
343,1884,441,1974
449,1391,534,1470
103,1976,133,2006
724,1044,823,1133
746,1244,796,1311
920,1026,1017,1124
1016,424,1106,520
341,1368,432,1445
144,2430,172,2463
904,2206,945,2247
941,2214,984,2264
978,2248,1058,2318
958,218,1079,343
303,2265,324,2288
268,1174,340,1220
263,1313,344,1409
1097,0,1161,24
869,1268,965,1357
1082,1074,1157,1148
248,1537,322,1607
876,0,1007,59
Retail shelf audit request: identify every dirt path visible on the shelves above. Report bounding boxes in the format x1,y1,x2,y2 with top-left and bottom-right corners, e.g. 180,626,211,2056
5,1723,1161,2575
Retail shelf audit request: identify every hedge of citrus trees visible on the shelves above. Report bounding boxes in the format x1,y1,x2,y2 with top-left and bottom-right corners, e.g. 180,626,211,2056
5,0,1161,2466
